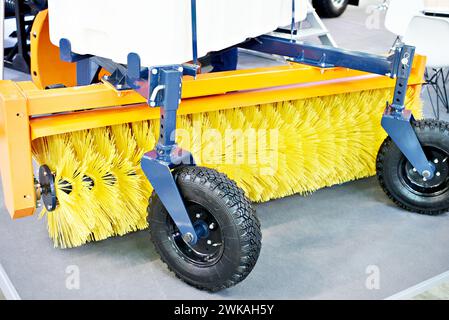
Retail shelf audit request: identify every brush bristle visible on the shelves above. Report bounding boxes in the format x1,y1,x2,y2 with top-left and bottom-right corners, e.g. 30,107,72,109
32,87,422,247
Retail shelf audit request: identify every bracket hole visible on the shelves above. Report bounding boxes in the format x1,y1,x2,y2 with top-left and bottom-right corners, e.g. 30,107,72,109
33,71,37,76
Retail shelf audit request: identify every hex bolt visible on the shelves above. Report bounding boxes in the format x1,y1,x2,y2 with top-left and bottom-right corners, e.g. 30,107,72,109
422,170,431,179
434,159,439,164
437,172,441,177
207,240,212,245
209,223,215,230
195,213,201,219
182,233,194,244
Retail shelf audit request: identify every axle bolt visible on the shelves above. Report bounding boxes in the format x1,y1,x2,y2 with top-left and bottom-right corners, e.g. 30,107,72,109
182,233,194,244
422,170,432,179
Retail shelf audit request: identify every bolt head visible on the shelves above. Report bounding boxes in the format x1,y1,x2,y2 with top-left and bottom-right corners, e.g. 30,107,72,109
207,240,212,245
152,69,158,75
195,213,201,219
437,172,441,177
422,170,431,179
182,233,194,244
413,168,417,172
209,223,215,230
434,159,439,164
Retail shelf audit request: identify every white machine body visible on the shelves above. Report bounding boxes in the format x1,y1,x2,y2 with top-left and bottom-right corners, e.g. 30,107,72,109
47,0,307,66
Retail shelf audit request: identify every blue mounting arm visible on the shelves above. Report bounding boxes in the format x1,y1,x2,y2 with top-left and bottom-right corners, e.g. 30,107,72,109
241,35,435,178
127,54,199,245
381,46,436,179
59,39,98,86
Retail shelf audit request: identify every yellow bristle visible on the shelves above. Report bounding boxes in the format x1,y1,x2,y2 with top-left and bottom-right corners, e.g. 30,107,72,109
32,134,94,248
32,87,422,247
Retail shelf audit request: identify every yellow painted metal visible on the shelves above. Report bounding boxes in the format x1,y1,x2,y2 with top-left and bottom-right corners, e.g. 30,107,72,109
30,10,77,89
0,81,36,219
0,49,427,219
30,74,424,140
18,54,427,118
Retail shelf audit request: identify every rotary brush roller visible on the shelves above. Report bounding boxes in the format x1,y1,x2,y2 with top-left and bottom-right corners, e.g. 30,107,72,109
1,1,448,291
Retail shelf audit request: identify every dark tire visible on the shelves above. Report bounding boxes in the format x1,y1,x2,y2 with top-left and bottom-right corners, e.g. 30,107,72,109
312,0,349,18
148,166,262,292
377,120,449,215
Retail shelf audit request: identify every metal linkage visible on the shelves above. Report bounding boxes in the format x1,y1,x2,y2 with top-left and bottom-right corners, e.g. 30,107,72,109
127,54,199,245
240,35,395,75
59,39,97,86
382,45,436,179
241,35,435,179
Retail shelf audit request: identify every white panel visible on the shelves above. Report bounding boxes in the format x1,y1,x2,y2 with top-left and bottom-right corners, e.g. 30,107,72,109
47,0,308,66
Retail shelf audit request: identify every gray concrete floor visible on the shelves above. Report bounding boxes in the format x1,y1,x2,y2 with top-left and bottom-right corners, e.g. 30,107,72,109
1,0,449,300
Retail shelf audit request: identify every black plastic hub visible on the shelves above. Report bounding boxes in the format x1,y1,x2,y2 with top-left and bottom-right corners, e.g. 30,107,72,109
38,165,57,211
169,203,224,266
402,147,449,195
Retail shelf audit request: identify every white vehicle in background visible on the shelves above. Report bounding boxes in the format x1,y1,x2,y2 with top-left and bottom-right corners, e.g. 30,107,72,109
312,0,360,17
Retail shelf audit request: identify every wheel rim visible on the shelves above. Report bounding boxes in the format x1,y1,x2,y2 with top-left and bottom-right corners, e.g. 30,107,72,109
399,146,449,197
331,0,346,9
167,202,224,267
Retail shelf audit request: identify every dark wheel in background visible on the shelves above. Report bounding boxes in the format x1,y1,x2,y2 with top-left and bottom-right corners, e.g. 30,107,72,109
377,120,449,215
312,0,349,18
148,166,262,291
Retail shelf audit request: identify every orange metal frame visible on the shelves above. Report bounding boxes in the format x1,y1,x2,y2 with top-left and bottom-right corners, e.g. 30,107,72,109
0,10,427,220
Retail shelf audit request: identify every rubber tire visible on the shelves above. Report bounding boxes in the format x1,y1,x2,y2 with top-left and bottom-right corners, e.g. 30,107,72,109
377,119,449,215
312,0,349,18
148,166,262,292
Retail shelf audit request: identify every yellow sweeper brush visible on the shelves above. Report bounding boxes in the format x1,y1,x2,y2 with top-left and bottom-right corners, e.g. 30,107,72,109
3,8,449,292
31,88,423,248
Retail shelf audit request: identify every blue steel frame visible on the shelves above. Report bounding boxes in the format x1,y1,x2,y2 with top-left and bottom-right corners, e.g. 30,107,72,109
127,54,199,244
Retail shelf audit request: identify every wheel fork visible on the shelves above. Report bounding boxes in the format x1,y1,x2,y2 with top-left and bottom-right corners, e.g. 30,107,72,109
127,54,200,245
381,45,436,179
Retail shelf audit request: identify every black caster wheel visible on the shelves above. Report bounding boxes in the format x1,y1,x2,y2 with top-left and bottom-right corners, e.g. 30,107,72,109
148,166,262,292
312,0,349,18
377,120,449,215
